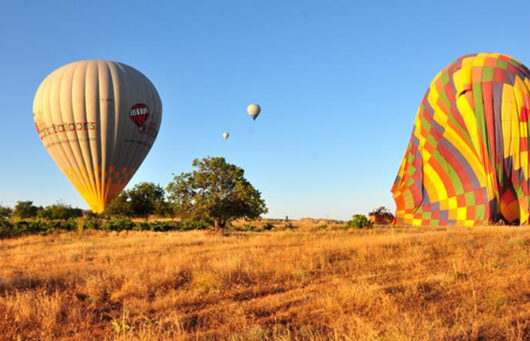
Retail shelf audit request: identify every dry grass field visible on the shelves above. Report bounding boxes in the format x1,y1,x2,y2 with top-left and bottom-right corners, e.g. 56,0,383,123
0,224,529,340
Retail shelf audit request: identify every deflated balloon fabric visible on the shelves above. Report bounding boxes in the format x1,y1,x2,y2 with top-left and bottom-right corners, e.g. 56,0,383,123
392,53,530,226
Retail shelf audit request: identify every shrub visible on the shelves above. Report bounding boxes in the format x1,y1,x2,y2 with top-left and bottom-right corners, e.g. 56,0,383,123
285,222,296,230
346,214,372,229
263,223,274,231
63,218,78,231
0,215,223,237
11,221,51,235
0,219,13,237
178,219,208,231
241,224,255,231
133,222,150,231
100,218,135,231
148,222,174,232
81,217,100,230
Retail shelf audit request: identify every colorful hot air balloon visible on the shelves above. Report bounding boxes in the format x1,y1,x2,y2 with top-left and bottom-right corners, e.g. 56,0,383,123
247,103,261,120
392,53,530,226
223,131,230,140
33,60,162,213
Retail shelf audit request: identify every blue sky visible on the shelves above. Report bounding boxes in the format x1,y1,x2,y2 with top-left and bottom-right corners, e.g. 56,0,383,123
1,0,529,219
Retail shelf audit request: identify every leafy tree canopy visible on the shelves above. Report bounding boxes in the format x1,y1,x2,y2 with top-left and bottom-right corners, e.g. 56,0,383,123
346,214,372,228
38,202,83,220
166,157,268,229
128,182,165,219
0,205,12,220
105,192,132,217
13,201,40,219
105,182,166,219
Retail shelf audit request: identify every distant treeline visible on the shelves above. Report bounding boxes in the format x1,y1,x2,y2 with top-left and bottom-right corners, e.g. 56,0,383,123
0,217,210,238
0,156,376,237
0,182,173,221
1,157,270,233
0,201,84,220
0,182,211,238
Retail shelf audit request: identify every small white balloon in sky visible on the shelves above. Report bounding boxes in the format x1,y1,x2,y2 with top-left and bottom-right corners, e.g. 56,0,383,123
247,103,261,120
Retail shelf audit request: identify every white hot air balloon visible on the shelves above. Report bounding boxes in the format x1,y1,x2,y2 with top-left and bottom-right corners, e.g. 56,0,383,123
33,60,162,213
247,103,261,120
223,131,230,140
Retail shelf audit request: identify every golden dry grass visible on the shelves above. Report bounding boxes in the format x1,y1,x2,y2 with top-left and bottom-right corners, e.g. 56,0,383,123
0,225,529,340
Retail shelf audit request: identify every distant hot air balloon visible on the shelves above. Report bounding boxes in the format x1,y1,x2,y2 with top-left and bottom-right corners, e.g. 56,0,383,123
247,103,261,120
223,131,230,140
33,60,162,213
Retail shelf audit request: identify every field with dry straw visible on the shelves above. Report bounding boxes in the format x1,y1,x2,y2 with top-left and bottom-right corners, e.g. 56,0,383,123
0,224,529,340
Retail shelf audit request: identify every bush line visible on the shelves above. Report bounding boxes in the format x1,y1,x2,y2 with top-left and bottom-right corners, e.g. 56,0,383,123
0,218,210,238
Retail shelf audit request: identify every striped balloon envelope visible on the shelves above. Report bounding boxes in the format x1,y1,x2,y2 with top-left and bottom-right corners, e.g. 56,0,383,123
33,60,162,213
392,53,530,226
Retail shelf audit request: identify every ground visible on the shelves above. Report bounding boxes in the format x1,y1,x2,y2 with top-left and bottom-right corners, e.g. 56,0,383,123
0,223,529,340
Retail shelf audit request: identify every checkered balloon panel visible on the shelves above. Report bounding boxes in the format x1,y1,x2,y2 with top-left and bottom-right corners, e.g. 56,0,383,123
392,53,530,226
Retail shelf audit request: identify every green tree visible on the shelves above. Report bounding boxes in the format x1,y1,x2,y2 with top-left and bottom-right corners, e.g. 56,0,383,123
153,200,172,217
105,192,133,217
346,214,372,228
0,205,12,220
13,201,40,219
127,182,165,220
166,157,268,230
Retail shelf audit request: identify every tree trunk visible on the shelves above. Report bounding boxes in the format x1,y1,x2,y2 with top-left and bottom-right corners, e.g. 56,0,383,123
214,219,220,232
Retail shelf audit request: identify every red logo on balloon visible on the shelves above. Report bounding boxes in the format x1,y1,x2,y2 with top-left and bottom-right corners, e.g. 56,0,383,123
129,103,150,128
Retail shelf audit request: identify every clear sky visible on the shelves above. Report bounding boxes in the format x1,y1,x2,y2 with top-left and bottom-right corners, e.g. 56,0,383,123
1,0,530,220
